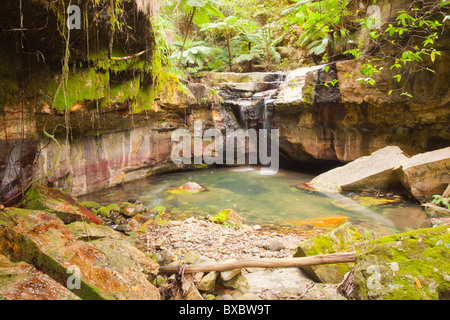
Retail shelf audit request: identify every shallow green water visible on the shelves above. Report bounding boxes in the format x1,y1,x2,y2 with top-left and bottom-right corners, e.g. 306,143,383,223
80,167,430,235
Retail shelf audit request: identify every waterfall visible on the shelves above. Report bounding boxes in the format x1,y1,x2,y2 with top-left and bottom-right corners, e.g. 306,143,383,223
219,72,286,131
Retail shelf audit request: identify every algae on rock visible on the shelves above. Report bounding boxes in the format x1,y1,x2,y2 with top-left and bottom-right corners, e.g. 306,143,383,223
346,225,450,300
294,222,363,283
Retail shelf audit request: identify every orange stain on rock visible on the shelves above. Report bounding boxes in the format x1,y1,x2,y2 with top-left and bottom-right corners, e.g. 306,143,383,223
283,216,349,228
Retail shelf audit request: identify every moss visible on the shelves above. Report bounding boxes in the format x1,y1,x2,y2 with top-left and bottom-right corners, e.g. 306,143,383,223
106,203,120,213
209,209,231,224
354,226,450,299
97,207,110,218
152,206,166,214
21,185,46,211
45,67,109,111
80,201,102,210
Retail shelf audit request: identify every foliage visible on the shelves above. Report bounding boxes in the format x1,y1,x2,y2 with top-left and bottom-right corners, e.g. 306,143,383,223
345,0,448,97
281,0,352,56
432,195,450,210
171,39,213,69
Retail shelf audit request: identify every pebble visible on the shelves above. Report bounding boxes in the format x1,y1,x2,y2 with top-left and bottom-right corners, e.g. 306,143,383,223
137,218,309,263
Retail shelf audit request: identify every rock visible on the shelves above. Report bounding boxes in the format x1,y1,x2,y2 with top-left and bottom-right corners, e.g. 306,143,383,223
0,208,160,300
66,221,123,240
120,202,145,217
272,56,450,164
80,201,102,210
154,275,166,288
156,77,197,109
21,184,103,225
116,224,132,233
0,254,80,300
206,71,284,85
166,182,207,195
221,273,249,291
273,65,324,111
422,203,450,218
97,206,110,218
443,184,450,198
179,182,206,192
293,222,363,283
197,272,218,292
310,146,410,193
220,268,242,282
396,147,450,202
209,209,243,229
342,225,450,300
283,216,349,227
128,214,151,231
266,239,285,252
88,238,159,281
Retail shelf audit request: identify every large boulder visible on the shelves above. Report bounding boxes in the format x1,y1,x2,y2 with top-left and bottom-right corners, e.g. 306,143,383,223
0,254,80,300
340,225,450,300
396,147,450,202
21,184,103,225
310,146,409,193
293,222,363,283
274,65,324,112
0,208,160,300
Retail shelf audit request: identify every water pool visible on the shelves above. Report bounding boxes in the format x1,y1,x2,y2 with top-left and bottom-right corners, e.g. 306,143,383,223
79,166,430,236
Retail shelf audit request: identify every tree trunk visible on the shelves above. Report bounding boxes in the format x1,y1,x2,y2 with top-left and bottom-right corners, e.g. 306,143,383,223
179,7,196,66
226,31,232,71
159,252,356,274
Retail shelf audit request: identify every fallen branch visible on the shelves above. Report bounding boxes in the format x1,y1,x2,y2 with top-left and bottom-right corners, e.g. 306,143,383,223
110,49,147,61
159,252,356,274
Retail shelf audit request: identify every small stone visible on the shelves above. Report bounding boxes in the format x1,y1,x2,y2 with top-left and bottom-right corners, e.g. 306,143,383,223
220,267,242,282
116,224,132,232
154,275,166,287
197,272,218,292
266,239,285,251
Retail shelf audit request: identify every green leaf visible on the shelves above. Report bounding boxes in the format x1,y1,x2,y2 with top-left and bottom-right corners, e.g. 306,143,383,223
430,51,436,62
401,92,413,98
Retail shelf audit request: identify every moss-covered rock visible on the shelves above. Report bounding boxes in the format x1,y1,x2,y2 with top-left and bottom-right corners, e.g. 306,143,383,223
294,222,363,283
120,202,145,217
80,201,102,210
209,209,243,229
88,238,159,282
347,225,450,300
66,221,123,241
21,185,103,225
197,272,218,292
97,206,110,218
0,208,160,300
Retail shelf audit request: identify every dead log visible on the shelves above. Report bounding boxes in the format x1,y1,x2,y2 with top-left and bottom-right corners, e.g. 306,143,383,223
159,252,356,274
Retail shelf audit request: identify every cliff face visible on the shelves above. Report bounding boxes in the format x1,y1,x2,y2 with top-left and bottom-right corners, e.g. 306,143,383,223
273,53,450,164
0,0,179,204
1,0,449,205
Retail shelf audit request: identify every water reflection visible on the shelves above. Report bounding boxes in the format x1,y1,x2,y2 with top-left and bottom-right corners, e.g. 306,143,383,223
79,166,430,235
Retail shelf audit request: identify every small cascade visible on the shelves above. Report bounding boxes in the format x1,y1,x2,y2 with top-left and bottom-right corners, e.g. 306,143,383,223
219,72,286,131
